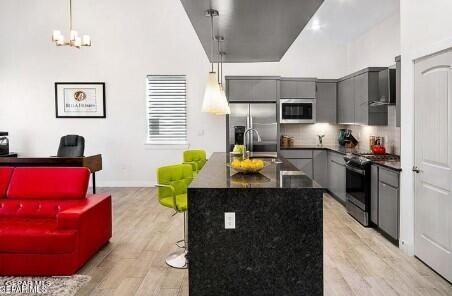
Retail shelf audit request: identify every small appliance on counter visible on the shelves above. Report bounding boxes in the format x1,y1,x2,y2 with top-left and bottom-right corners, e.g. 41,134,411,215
338,129,358,148
280,135,294,147
0,132,10,156
234,126,245,145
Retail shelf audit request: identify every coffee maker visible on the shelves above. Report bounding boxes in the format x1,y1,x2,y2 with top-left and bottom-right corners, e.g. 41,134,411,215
0,132,9,155
234,126,245,145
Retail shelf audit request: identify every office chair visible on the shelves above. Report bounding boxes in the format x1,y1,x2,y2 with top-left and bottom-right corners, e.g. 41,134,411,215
57,135,85,157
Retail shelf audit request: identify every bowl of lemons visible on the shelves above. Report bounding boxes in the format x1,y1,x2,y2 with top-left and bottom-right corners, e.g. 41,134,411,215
228,158,268,174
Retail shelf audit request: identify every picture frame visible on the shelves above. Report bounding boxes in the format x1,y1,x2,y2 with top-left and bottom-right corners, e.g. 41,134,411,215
55,82,106,118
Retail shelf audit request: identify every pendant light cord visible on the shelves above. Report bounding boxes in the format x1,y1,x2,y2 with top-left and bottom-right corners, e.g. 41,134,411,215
69,0,73,31
210,12,214,73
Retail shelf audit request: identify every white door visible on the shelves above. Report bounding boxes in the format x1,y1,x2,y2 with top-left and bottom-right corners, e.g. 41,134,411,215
414,49,452,282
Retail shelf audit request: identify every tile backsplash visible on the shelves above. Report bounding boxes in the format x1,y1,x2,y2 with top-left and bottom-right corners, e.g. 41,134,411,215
280,123,401,155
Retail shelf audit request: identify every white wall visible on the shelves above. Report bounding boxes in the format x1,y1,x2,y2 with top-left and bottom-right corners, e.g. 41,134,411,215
399,0,452,255
0,0,348,186
346,12,400,73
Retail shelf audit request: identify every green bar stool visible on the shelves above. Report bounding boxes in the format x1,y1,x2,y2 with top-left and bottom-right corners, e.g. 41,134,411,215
183,149,207,176
155,164,193,269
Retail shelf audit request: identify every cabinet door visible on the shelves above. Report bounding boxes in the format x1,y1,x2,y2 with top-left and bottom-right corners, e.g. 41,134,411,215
337,78,355,124
288,158,313,179
354,73,369,125
296,81,316,98
313,150,328,187
396,58,401,127
370,165,379,225
328,153,346,202
228,80,255,102
280,80,297,98
254,79,277,102
316,82,337,123
378,181,399,240
281,80,316,98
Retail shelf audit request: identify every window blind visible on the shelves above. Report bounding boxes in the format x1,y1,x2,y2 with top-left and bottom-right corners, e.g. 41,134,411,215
146,75,187,144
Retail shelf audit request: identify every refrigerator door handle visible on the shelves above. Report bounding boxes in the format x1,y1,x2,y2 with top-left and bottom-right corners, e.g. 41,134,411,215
250,115,254,151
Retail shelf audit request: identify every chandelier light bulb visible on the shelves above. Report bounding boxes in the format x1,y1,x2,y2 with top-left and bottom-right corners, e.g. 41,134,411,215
52,0,91,48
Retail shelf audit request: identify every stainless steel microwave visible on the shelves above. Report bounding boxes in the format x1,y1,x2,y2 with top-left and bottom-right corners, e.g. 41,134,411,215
279,98,316,123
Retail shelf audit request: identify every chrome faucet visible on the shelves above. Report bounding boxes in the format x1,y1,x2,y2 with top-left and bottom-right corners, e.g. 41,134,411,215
243,128,262,159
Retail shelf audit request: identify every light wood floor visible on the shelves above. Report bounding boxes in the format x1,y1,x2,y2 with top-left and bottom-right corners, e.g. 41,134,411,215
76,188,452,296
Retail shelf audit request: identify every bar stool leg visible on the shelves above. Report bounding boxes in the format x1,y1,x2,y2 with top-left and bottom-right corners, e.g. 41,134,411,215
165,212,188,269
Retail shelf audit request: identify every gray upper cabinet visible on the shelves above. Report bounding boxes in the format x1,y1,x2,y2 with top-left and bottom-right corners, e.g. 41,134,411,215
395,56,401,127
280,78,316,98
316,80,337,123
354,73,369,125
337,78,355,124
337,68,388,125
226,77,278,102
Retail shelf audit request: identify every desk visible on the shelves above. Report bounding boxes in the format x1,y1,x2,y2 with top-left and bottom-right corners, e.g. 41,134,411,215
0,154,102,193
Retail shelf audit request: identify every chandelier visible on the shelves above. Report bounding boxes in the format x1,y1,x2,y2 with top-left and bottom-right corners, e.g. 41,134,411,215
52,0,91,48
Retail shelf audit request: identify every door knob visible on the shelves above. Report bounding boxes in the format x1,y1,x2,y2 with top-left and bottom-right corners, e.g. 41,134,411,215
412,166,421,173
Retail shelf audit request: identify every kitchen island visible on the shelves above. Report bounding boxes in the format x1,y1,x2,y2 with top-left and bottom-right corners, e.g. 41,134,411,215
187,152,324,296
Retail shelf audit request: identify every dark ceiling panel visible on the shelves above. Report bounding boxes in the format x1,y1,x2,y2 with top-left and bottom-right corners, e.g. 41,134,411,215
180,0,324,63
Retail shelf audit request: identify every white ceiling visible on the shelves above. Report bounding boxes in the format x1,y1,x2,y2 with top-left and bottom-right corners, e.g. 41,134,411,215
306,0,400,44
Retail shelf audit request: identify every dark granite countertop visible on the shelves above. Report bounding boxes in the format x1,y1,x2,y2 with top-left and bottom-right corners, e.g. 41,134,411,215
280,144,401,172
189,152,323,189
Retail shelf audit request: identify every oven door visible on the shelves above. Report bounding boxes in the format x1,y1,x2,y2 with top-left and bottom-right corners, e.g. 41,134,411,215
345,164,369,211
279,99,316,123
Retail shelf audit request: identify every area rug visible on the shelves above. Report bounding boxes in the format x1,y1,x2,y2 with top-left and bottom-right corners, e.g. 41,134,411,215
0,275,91,296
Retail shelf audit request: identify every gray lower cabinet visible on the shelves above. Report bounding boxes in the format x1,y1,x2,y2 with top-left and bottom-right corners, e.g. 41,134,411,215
370,165,379,225
377,167,400,241
289,158,313,179
328,152,346,202
280,78,316,99
226,77,278,102
279,150,313,179
316,80,337,123
313,150,328,187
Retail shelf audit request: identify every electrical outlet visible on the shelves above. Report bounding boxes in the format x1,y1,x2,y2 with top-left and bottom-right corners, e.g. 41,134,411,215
225,212,235,229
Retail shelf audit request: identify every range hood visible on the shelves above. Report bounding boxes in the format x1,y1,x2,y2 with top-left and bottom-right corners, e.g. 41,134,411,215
179,0,324,63
369,68,396,106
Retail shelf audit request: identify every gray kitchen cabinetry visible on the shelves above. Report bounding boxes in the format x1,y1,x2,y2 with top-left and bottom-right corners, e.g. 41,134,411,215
337,77,355,124
279,150,313,179
370,165,379,225
327,151,346,203
395,56,401,127
316,80,337,123
313,150,328,187
226,77,278,102
378,167,400,242
280,78,316,98
337,68,388,125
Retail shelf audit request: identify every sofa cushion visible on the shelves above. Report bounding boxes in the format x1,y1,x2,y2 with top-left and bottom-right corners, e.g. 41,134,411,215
7,167,90,200
0,167,14,199
0,199,85,219
0,217,77,254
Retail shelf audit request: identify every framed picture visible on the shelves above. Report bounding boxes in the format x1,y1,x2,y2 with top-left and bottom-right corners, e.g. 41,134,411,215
55,82,106,118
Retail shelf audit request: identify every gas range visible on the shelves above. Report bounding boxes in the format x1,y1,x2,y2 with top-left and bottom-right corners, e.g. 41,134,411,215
359,153,400,162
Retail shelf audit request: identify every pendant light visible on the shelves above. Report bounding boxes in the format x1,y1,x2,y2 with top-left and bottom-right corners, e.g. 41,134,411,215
52,0,91,48
201,9,230,115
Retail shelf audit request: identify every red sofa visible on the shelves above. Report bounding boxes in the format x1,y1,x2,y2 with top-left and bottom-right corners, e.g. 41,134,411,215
0,167,112,276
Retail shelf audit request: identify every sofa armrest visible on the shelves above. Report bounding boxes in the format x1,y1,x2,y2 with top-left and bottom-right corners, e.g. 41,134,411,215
57,194,111,230
57,193,112,266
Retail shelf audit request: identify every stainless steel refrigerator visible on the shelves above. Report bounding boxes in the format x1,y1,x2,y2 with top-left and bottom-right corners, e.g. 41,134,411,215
226,103,278,154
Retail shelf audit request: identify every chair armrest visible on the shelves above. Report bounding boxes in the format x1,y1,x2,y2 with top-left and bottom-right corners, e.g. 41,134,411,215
183,161,198,173
57,194,111,230
155,184,180,211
